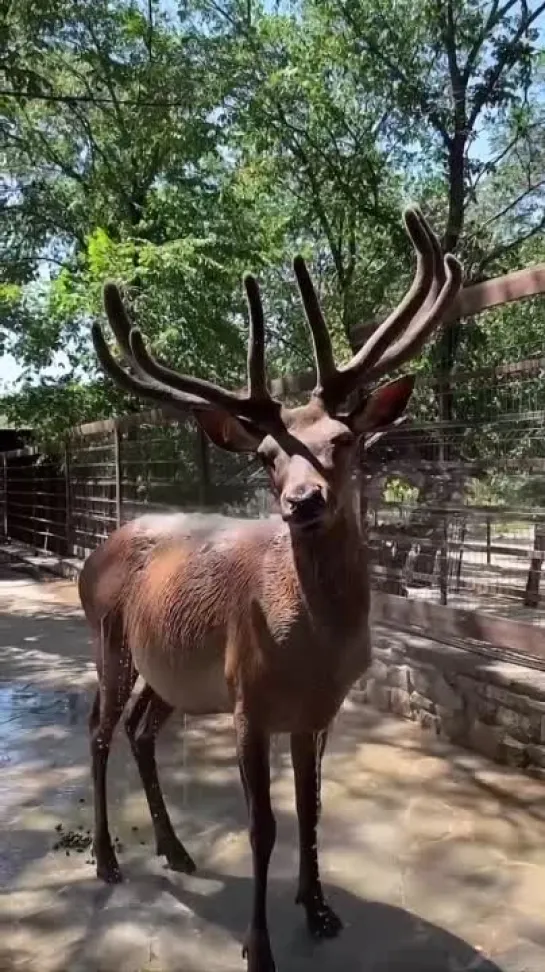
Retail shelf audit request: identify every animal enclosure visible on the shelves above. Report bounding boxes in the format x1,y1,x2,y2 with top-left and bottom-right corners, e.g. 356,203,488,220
2,298,545,628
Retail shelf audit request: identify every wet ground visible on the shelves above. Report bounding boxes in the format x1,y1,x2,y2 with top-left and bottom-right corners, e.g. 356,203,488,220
1,556,545,971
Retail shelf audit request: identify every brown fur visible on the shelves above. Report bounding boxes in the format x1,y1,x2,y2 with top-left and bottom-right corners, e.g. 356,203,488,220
80,503,371,732
78,386,415,967
82,213,463,969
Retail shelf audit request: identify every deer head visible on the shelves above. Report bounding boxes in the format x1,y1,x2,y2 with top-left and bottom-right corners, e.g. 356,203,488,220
92,207,462,531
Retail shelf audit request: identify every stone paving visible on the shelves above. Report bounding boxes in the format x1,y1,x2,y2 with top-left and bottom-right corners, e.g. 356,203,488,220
0,556,545,971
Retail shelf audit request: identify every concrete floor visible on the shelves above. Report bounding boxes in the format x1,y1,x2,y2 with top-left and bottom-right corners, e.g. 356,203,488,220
1,558,545,971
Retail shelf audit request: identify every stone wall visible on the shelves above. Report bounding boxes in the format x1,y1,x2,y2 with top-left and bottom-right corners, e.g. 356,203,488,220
353,624,545,774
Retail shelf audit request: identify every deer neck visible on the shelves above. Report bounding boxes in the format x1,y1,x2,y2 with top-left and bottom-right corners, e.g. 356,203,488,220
288,505,369,629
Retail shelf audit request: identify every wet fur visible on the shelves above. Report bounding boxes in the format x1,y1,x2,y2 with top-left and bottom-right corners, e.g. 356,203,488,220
80,509,372,733
83,210,464,967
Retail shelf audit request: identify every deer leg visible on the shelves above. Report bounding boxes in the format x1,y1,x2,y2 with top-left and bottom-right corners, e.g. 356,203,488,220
290,730,342,939
236,714,277,972
124,683,196,874
90,669,135,884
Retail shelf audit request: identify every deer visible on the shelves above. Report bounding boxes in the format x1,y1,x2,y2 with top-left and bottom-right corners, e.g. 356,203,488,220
79,206,462,972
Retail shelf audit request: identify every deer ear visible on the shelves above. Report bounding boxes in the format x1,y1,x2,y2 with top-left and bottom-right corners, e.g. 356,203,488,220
193,408,264,453
348,374,416,436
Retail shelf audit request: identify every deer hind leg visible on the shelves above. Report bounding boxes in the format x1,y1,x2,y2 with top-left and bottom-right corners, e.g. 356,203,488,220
235,713,277,972
89,634,137,884
124,682,196,874
290,730,342,939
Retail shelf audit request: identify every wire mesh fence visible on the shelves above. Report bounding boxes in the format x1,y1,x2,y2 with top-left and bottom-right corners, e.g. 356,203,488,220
0,411,273,562
2,327,545,622
360,332,545,619
2,446,67,556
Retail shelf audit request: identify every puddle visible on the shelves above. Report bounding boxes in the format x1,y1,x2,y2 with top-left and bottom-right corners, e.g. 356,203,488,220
0,685,87,762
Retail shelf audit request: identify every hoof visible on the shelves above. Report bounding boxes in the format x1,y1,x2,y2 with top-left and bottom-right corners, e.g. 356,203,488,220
297,889,343,939
157,837,196,875
94,841,122,884
96,858,123,884
242,928,276,972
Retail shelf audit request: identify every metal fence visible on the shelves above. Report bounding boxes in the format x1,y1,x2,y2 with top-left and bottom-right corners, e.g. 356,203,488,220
2,339,545,625
0,410,271,562
363,341,545,619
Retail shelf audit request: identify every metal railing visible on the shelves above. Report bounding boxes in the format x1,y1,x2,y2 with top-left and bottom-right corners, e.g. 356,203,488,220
3,334,545,624
0,409,270,561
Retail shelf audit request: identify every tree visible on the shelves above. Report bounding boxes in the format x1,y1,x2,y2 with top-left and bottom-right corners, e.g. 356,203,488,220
1,0,289,434
2,0,544,444
318,0,545,386
188,0,410,350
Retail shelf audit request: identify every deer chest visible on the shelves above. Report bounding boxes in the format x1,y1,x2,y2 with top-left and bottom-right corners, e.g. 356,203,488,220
249,606,372,732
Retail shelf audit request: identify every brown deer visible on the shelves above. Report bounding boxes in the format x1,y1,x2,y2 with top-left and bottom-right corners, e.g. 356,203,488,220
79,206,462,972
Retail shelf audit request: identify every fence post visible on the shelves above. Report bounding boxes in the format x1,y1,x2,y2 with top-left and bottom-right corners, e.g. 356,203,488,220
2,454,7,539
524,521,545,608
439,514,449,606
486,515,492,565
64,439,72,556
114,422,122,528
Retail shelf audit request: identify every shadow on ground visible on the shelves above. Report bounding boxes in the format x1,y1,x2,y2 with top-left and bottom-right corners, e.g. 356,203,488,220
1,868,506,972
0,565,544,971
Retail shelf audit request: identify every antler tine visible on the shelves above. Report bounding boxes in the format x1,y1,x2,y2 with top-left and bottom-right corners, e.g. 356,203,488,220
103,282,137,363
334,208,437,399
128,274,282,424
99,278,281,427
366,251,463,382
415,211,445,313
128,329,262,420
293,256,336,392
100,283,221,409
244,273,269,400
91,321,211,410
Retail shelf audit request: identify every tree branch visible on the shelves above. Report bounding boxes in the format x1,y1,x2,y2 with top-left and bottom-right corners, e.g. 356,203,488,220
18,103,88,188
462,0,518,83
476,214,545,274
339,2,451,146
288,134,345,285
441,0,464,112
83,17,130,140
481,179,545,229
468,1,545,128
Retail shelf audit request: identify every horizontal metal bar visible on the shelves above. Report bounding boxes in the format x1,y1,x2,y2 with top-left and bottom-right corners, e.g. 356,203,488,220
6,524,66,543
371,590,545,665
71,511,117,524
121,457,193,467
6,480,63,490
6,500,64,513
70,480,115,488
0,446,43,460
369,534,534,559
71,443,116,456
70,461,116,470
73,526,110,541
371,501,545,520
71,494,117,505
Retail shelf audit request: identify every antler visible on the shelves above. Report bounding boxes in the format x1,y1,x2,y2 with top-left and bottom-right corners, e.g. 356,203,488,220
294,207,462,407
92,276,282,427
93,206,461,425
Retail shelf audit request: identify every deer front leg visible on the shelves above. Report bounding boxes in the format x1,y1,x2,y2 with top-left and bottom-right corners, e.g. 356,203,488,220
290,730,342,939
235,713,277,972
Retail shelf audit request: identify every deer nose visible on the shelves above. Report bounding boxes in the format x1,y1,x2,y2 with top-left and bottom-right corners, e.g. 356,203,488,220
284,484,326,522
